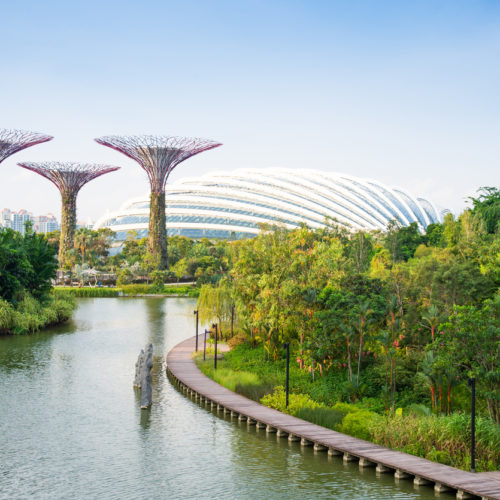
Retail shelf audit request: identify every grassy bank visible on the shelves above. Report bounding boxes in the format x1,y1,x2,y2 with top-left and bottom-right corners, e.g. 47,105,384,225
53,284,199,298
0,294,76,335
194,343,500,472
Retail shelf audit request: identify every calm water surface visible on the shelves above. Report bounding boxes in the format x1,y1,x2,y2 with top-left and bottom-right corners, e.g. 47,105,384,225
0,298,447,499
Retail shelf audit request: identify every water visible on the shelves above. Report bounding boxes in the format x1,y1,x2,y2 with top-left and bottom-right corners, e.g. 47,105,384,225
0,298,446,499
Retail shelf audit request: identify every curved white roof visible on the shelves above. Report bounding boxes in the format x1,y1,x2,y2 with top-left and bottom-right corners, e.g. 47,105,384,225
94,168,441,241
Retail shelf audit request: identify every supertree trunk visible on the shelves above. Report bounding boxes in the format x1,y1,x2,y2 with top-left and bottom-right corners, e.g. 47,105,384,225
147,190,168,269
59,191,77,267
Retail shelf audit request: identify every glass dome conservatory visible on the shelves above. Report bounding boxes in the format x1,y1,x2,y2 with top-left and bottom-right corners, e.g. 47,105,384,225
94,168,442,242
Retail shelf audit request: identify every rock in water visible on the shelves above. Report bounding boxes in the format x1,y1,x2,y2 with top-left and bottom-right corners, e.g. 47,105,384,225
140,344,153,409
133,349,145,388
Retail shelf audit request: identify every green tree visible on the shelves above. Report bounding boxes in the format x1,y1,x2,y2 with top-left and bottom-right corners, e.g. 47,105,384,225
469,186,500,234
385,221,424,262
22,223,58,298
436,297,500,423
0,228,30,303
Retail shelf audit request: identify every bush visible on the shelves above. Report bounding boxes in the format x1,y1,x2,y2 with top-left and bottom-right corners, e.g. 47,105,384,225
339,409,379,441
228,332,247,349
117,269,133,285
0,294,76,335
0,299,15,334
260,386,325,415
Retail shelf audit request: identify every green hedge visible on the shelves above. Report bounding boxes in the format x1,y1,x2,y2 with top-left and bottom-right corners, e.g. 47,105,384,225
53,287,120,298
53,285,199,298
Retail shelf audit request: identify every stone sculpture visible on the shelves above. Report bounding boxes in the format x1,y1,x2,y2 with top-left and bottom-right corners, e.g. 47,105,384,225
133,343,153,409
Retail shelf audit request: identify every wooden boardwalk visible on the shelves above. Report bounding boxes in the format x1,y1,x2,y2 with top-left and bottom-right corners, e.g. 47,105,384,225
166,335,500,500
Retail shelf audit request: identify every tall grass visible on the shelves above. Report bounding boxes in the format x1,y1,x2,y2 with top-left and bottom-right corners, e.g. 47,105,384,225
295,407,346,431
0,294,76,335
195,354,274,402
53,284,199,298
53,287,120,298
370,412,500,471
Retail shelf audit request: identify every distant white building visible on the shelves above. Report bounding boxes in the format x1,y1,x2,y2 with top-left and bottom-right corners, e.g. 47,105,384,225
95,168,443,244
0,208,59,235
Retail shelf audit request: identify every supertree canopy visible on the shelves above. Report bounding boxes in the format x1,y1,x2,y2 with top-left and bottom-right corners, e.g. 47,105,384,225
0,129,53,164
95,135,222,269
17,162,120,267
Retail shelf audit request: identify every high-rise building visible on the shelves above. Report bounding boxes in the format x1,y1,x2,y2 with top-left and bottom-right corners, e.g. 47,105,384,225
32,213,59,234
0,208,59,235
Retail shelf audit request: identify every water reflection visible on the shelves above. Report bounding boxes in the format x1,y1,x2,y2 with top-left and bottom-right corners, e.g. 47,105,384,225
0,298,445,500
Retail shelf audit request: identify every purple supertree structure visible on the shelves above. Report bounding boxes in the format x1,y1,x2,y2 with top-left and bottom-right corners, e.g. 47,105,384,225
17,162,120,267
95,135,222,270
0,129,53,164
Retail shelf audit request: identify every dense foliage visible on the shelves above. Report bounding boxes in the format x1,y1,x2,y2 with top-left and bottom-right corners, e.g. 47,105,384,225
0,225,75,334
193,187,499,470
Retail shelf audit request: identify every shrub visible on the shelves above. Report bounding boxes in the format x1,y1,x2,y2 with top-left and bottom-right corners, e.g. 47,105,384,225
228,332,247,349
339,409,379,441
260,386,325,415
0,299,15,333
0,294,76,335
117,269,133,285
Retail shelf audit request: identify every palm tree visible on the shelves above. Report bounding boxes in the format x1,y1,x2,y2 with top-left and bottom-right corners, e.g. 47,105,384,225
422,305,440,341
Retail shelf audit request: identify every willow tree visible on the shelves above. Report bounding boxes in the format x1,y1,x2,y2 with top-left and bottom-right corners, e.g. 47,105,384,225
17,162,120,267
197,280,233,338
94,135,222,270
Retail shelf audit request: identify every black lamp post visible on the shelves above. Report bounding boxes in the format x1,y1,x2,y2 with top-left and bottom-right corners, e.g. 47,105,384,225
284,343,290,408
212,323,218,369
203,329,207,361
468,377,476,473
231,304,235,338
193,310,199,352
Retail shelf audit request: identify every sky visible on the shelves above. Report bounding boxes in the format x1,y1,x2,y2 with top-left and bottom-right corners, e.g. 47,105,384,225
1,0,499,223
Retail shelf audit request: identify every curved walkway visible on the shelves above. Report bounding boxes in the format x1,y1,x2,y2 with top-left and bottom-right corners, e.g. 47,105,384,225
166,335,500,500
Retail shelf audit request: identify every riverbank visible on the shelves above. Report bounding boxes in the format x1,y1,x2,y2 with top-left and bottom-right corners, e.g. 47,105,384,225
169,334,500,500
0,293,75,335
53,284,199,298
194,342,500,473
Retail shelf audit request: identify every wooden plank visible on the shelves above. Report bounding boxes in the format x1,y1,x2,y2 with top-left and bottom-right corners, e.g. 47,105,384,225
167,335,500,500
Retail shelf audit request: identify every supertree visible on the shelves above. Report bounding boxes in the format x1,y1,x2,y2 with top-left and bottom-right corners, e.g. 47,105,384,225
17,162,120,267
0,129,53,164
95,135,222,269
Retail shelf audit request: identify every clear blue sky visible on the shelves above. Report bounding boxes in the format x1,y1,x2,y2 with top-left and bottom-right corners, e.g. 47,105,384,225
1,0,499,221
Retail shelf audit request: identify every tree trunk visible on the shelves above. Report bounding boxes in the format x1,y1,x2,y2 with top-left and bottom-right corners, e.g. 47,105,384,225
59,191,77,268
147,190,168,270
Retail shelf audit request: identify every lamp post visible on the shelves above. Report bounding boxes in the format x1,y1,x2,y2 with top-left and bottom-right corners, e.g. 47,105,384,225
212,323,218,370
284,343,290,408
231,304,235,338
468,377,476,473
193,310,199,352
203,329,208,361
